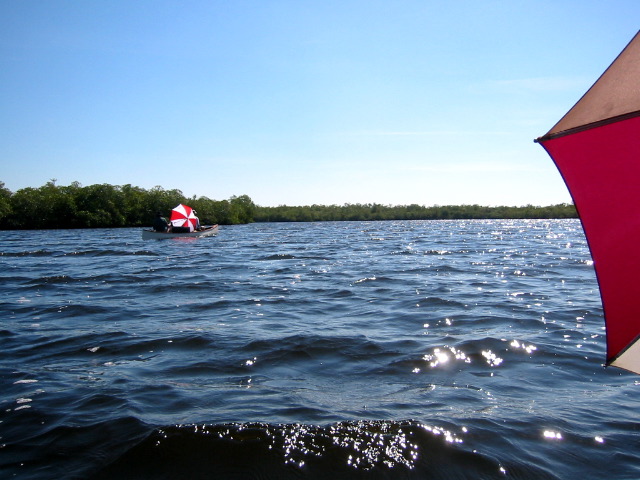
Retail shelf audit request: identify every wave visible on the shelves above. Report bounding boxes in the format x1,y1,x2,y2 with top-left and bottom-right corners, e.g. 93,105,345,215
0,249,56,257
0,220,632,480
91,420,515,480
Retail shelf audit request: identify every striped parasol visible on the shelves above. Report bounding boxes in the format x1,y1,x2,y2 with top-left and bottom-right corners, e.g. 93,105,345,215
169,204,197,232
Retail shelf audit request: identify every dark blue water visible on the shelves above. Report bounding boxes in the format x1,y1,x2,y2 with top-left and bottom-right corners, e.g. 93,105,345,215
1,220,638,479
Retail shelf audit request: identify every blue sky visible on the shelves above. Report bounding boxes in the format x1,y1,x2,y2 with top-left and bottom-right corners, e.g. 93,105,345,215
1,1,638,207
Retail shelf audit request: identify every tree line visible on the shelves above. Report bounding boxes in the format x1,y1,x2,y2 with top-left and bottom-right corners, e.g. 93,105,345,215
0,180,577,230
0,180,256,229
253,202,577,222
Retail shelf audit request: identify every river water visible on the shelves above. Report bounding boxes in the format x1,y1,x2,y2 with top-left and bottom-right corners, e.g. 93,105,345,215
0,219,637,479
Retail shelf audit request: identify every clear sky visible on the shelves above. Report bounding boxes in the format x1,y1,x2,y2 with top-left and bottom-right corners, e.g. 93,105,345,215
1,1,638,207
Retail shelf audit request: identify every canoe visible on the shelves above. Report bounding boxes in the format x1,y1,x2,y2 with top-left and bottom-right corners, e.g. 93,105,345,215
142,225,219,240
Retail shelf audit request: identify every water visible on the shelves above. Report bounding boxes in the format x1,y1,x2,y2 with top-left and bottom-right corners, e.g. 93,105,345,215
0,219,637,479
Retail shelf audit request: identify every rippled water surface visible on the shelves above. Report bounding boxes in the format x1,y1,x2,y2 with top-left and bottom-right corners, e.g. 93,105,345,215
1,220,638,479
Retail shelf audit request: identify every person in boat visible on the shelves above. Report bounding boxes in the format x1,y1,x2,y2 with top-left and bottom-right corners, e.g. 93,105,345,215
193,211,202,231
153,212,171,232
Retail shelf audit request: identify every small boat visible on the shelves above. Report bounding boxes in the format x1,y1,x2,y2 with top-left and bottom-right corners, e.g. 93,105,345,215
142,225,219,240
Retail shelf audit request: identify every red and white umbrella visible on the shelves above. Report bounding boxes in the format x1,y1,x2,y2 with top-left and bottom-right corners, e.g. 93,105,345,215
170,204,197,232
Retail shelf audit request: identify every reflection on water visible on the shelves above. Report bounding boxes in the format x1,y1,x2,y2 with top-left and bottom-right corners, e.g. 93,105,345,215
0,220,637,479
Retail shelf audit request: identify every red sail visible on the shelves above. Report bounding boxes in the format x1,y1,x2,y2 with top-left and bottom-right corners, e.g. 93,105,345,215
537,31,640,373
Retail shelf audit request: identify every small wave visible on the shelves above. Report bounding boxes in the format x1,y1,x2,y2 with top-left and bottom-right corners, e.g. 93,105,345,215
20,272,145,289
258,254,297,260
391,249,417,256
352,275,394,285
418,296,467,308
38,303,115,318
24,274,74,285
83,333,216,359
0,249,55,257
62,249,159,257
245,334,373,357
0,416,149,479
92,420,507,479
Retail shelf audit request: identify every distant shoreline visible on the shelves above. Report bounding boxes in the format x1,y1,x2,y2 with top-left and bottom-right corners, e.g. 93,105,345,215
0,180,576,230
253,203,577,223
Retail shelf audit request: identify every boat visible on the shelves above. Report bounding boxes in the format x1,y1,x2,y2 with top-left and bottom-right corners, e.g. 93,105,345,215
535,30,640,374
142,225,219,240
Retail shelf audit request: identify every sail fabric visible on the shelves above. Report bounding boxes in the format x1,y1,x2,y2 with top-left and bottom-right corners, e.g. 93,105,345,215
536,31,640,373
170,204,197,232
542,31,640,139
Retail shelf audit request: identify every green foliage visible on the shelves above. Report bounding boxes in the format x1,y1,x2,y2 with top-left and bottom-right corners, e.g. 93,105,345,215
0,179,577,230
254,203,578,222
0,182,11,223
229,195,256,224
0,181,257,229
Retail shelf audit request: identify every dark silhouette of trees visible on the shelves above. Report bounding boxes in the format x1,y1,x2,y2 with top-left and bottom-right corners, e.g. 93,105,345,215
253,203,577,222
0,180,256,229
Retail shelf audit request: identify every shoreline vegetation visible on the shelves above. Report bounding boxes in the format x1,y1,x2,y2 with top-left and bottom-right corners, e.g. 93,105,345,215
0,180,577,230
